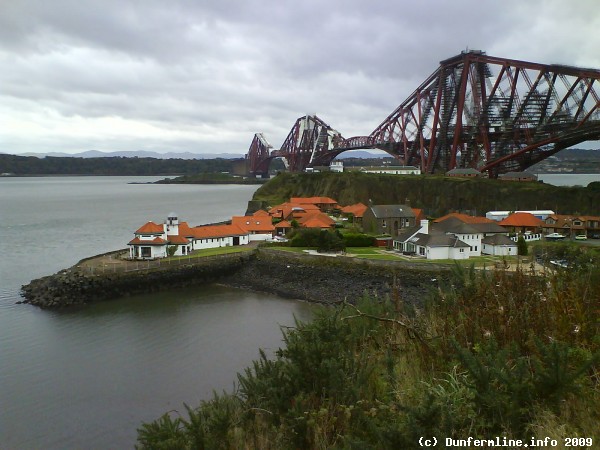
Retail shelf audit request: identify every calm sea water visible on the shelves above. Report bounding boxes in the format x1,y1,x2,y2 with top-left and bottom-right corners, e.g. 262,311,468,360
0,177,314,450
537,173,600,186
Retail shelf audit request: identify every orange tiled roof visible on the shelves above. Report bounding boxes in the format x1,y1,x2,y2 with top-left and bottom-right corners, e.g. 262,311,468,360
177,221,195,236
298,212,335,226
340,203,368,218
498,212,545,227
290,196,338,205
135,221,164,234
253,209,270,217
168,235,189,244
412,208,426,222
191,224,248,239
231,216,275,232
302,216,335,229
128,236,167,245
269,202,320,219
275,220,293,228
434,212,494,224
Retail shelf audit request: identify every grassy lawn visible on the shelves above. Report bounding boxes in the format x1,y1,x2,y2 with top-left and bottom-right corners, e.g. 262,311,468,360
166,246,254,260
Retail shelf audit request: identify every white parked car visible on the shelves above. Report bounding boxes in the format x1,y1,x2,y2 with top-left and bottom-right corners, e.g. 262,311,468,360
545,233,566,240
575,234,587,240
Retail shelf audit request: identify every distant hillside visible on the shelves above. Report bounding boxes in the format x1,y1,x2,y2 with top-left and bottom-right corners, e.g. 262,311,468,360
0,153,241,176
253,172,600,217
15,150,245,159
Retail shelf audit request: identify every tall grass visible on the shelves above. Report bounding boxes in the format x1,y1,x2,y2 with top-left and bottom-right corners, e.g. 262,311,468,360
137,253,599,449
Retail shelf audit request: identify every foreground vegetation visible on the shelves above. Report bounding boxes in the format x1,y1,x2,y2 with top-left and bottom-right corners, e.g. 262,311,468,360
137,246,599,449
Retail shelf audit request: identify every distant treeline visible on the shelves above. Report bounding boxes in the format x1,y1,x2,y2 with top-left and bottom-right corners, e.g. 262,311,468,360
0,153,240,176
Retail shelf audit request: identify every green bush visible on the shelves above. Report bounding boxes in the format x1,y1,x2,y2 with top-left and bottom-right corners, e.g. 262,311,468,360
138,262,600,448
343,233,375,247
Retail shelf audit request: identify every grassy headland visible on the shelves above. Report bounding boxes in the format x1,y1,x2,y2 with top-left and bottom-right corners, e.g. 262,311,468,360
252,172,600,217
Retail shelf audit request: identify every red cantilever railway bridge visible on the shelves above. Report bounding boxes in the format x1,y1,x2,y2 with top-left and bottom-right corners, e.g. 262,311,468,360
245,50,600,178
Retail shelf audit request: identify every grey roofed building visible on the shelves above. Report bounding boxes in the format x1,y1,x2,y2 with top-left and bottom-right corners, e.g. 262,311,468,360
446,167,481,177
432,216,506,235
482,234,516,246
362,204,416,237
410,233,470,248
368,205,415,218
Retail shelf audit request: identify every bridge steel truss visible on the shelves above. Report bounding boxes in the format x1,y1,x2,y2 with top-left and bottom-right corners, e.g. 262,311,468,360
246,51,600,176
246,133,273,176
369,51,600,176
271,114,343,173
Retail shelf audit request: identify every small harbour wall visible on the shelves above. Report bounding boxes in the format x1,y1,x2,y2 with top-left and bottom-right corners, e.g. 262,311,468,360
222,248,451,306
20,252,255,309
20,248,451,309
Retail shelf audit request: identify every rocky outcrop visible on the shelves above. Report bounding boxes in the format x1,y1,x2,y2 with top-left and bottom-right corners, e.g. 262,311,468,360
20,253,254,309
221,249,450,307
20,248,450,309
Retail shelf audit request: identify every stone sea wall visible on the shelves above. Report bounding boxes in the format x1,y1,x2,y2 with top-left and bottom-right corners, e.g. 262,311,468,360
20,253,254,308
20,248,451,309
221,249,450,306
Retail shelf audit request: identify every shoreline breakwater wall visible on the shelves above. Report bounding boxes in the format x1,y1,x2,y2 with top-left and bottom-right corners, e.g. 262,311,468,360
20,248,451,309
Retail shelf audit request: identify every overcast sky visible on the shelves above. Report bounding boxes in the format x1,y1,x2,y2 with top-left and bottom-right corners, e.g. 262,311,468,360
1,0,599,156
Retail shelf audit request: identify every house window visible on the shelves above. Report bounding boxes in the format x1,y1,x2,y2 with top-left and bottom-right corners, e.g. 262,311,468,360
419,247,425,256
141,247,151,258
381,219,387,228
460,248,464,253
474,246,478,251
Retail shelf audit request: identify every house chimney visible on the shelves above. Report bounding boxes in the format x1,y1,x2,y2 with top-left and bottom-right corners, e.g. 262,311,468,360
420,219,429,234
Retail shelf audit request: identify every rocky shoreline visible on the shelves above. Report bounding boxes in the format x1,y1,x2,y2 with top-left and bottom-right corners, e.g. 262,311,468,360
221,249,450,307
20,248,451,309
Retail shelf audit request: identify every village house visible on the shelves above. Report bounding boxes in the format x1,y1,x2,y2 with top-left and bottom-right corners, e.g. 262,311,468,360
446,168,482,178
394,212,516,259
497,212,545,236
289,196,339,213
358,165,421,175
543,214,600,238
268,202,321,221
362,204,416,237
340,202,368,225
231,211,275,241
498,171,538,182
128,213,250,260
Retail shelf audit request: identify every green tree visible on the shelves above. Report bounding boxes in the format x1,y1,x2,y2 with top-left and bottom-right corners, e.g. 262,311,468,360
516,236,528,256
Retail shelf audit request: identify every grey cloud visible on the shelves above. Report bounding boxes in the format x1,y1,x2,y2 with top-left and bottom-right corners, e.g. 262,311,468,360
1,0,599,155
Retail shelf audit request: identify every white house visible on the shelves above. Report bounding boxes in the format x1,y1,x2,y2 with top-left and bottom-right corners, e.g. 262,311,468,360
394,215,515,260
485,210,555,221
360,165,421,175
128,213,250,260
394,220,471,260
231,211,275,241
482,234,518,256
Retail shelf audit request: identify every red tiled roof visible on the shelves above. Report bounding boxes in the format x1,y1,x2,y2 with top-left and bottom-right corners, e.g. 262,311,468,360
290,196,338,205
275,220,293,228
128,236,167,245
340,203,368,218
412,208,426,222
231,216,275,233
135,221,164,234
253,209,270,217
498,212,545,227
168,235,189,244
434,212,494,224
176,221,194,236
298,211,335,225
302,216,335,229
268,202,320,220
191,224,248,239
